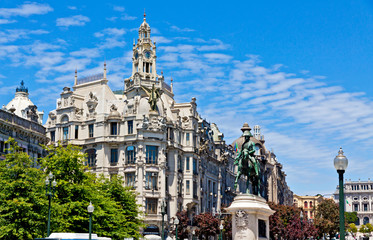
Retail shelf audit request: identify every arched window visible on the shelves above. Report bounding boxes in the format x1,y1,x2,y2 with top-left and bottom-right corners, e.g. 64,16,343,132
86,149,96,167
364,217,369,225
310,201,313,208
61,115,69,123
255,145,260,156
126,146,136,164
304,201,308,208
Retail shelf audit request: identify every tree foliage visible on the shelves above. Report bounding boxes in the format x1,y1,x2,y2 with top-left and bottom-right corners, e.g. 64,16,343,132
269,202,317,240
0,138,47,240
348,223,358,233
0,141,143,240
193,212,219,239
345,211,358,224
314,199,339,238
173,210,190,239
40,144,143,240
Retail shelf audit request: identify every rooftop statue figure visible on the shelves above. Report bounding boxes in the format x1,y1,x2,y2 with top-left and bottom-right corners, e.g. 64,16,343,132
141,84,161,111
234,123,261,195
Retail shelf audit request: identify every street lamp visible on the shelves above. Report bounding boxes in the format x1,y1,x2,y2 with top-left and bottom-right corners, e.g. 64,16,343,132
192,230,196,240
174,217,179,240
45,172,57,237
219,224,224,240
87,201,94,240
334,147,348,240
161,200,166,240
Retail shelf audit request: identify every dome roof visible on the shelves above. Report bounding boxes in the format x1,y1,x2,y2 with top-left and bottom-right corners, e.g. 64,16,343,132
6,82,36,119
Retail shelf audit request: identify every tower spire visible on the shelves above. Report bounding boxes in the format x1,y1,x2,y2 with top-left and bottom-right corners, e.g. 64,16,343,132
74,69,77,85
104,61,107,79
170,77,173,93
143,9,146,21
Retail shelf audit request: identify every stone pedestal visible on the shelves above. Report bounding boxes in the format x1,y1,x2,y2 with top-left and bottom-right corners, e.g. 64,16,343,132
227,194,275,240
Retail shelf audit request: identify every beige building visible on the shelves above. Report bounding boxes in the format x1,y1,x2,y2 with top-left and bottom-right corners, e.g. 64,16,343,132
293,194,324,220
44,15,292,236
0,81,47,160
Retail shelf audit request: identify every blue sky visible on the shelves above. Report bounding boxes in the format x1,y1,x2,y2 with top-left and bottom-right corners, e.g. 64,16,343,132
1,0,373,196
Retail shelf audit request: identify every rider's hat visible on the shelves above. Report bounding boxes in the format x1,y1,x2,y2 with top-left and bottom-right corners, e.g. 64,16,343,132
241,123,252,137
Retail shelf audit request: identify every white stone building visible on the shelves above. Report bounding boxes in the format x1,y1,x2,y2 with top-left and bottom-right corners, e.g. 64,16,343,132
44,15,292,235
0,81,47,160
334,179,373,225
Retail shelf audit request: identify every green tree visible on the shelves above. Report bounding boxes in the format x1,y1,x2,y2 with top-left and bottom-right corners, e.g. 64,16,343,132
348,223,358,233
314,199,339,238
366,223,373,232
345,211,358,224
0,138,47,240
193,212,220,239
40,144,143,240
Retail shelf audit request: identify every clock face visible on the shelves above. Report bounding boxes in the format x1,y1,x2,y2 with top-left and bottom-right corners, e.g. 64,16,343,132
135,52,138,59
145,50,151,59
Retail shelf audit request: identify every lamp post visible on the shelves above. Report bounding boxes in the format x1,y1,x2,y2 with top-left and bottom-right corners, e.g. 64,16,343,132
45,172,57,237
174,218,179,240
219,224,223,240
87,202,94,240
334,147,348,240
161,200,166,240
192,230,196,240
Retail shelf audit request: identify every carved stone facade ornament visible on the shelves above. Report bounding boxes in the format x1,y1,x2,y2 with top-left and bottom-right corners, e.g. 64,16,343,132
235,210,248,228
86,92,98,113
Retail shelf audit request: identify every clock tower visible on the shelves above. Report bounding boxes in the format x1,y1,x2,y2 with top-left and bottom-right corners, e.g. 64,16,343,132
131,12,158,81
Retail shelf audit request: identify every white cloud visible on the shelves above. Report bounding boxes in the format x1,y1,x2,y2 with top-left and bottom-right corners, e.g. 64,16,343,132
94,28,126,37
67,6,77,10
121,14,137,21
0,2,53,18
0,19,17,24
0,29,49,43
56,15,90,27
153,36,172,44
171,25,195,32
113,6,125,12
106,16,118,22
70,48,100,58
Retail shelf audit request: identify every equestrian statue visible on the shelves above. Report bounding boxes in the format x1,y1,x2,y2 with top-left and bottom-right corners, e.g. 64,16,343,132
234,123,261,196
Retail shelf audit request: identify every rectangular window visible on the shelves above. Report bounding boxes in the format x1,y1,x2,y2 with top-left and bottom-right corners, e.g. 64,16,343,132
0,141,4,153
146,198,157,214
128,120,133,134
364,204,368,211
110,122,117,135
186,133,190,145
50,131,55,142
86,149,96,167
177,156,183,172
186,180,190,194
126,146,136,164
145,172,158,190
88,124,94,138
146,145,158,164
110,149,118,165
63,127,69,140
354,204,359,211
75,126,79,139
193,158,198,174
125,172,136,188
186,157,190,171
193,180,198,198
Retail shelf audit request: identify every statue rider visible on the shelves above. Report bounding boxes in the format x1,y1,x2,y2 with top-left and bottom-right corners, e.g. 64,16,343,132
234,123,261,195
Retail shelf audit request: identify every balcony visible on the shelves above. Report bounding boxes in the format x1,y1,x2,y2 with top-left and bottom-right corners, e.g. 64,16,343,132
0,109,46,135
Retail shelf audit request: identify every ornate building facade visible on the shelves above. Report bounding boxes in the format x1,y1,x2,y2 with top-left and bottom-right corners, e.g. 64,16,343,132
293,194,324,220
334,179,373,226
0,81,47,160
44,15,292,234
